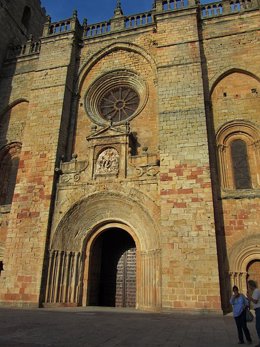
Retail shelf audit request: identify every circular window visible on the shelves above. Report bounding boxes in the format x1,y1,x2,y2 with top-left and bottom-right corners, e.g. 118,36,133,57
85,70,148,125
99,86,140,122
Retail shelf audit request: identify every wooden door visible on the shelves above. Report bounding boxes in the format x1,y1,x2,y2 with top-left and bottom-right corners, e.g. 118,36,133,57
115,247,136,307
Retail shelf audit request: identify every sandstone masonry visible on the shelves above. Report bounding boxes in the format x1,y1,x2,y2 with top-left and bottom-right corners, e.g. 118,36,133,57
0,0,259,313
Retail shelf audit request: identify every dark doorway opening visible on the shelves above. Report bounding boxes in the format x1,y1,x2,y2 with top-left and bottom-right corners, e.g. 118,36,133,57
88,228,136,307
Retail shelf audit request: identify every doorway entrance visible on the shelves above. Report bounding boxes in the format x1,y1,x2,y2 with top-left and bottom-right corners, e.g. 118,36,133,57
247,260,260,286
88,228,136,307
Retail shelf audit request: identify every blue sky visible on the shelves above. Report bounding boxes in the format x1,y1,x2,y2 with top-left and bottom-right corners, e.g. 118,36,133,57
40,0,212,25
40,0,153,24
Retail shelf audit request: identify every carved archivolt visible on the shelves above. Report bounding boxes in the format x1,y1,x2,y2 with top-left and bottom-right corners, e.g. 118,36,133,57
228,235,260,293
51,190,160,252
48,190,161,309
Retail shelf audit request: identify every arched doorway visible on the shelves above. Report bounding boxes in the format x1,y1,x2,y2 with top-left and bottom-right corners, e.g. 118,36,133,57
247,260,260,286
48,191,161,310
87,228,136,308
229,239,260,296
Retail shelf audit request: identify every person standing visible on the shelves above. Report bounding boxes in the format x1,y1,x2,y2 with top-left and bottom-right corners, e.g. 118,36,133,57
247,280,260,347
230,285,252,345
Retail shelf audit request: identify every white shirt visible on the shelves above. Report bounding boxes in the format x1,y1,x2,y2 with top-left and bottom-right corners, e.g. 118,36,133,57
252,288,260,309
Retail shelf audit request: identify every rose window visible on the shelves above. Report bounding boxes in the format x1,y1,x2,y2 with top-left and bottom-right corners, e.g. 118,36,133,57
99,86,140,122
85,70,148,125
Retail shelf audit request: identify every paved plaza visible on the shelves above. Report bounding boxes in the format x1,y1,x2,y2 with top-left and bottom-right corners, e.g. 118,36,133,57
0,307,258,347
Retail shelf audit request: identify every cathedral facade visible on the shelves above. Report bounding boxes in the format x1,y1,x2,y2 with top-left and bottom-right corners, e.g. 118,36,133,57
0,0,259,313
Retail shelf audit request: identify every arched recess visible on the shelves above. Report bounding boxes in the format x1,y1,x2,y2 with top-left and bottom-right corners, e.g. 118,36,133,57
210,70,260,116
210,68,260,95
77,42,158,94
212,68,260,191
0,98,29,119
44,191,161,311
21,6,31,31
229,235,260,293
216,120,260,190
70,41,159,165
0,142,22,205
247,260,260,286
0,99,29,148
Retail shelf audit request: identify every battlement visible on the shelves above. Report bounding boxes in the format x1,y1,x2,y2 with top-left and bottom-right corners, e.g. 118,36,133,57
4,0,259,60
83,10,154,39
44,0,260,38
201,0,257,18
5,36,41,60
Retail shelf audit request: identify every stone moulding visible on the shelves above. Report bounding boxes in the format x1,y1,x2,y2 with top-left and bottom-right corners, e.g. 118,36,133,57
128,152,160,178
56,156,88,184
221,189,260,199
0,205,11,214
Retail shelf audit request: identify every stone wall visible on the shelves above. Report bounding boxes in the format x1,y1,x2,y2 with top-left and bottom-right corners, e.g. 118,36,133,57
0,0,259,312
0,0,46,69
203,8,260,306
0,20,79,304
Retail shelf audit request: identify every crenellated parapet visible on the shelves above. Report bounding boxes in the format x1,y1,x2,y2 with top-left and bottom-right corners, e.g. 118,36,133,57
201,0,259,18
3,0,260,60
5,35,41,61
82,0,259,39
5,10,81,61
42,10,81,37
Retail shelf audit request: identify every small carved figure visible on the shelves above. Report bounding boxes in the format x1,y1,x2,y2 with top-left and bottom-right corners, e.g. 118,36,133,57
96,148,119,175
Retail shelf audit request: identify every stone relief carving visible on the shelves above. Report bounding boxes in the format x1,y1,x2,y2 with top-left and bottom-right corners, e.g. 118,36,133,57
128,149,160,178
133,165,160,177
95,148,119,175
56,154,88,184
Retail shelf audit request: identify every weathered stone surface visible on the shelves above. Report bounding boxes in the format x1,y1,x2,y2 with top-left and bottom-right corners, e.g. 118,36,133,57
0,0,259,313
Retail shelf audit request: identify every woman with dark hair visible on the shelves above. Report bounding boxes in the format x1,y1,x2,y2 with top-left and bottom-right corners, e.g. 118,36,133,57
230,285,252,345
